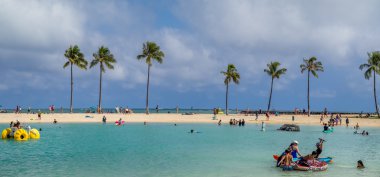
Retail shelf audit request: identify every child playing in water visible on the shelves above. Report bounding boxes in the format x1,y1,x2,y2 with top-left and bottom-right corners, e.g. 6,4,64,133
357,160,365,169
278,149,294,171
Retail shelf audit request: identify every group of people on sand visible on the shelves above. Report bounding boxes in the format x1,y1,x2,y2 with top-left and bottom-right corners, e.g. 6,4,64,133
229,119,245,126
277,139,325,170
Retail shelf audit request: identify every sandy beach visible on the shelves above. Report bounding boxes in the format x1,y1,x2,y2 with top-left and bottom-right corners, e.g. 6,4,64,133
1,113,379,127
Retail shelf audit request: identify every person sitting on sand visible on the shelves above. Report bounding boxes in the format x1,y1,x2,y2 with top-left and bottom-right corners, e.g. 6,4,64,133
277,149,295,170
357,160,365,169
289,141,302,158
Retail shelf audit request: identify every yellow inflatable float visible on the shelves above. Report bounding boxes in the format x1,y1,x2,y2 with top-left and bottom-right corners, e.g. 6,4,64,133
14,129,29,141
1,128,11,139
29,128,40,139
1,128,40,141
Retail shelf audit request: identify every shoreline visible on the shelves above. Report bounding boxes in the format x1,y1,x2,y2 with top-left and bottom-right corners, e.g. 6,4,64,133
1,113,380,127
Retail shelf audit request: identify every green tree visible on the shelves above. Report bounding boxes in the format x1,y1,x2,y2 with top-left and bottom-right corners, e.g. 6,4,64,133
90,46,116,113
264,61,287,112
359,51,380,118
221,64,240,115
63,45,88,113
137,41,165,114
300,57,324,116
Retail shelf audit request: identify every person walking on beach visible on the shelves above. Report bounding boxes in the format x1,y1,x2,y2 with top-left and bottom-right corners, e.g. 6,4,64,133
346,117,349,127
265,112,270,120
156,105,159,113
255,111,259,120
38,111,42,120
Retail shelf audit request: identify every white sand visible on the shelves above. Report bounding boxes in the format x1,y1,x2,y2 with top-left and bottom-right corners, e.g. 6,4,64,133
0,113,379,127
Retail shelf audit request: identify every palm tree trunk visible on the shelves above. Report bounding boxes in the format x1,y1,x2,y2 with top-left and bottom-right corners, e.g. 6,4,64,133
225,82,229,115
374,71,380,117
267,77,274,112
98,63,103,113
146,65,151,114
70,63,73,113
307,70,310,117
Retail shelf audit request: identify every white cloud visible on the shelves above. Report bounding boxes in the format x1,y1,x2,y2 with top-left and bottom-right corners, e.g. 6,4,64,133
311,89,336,98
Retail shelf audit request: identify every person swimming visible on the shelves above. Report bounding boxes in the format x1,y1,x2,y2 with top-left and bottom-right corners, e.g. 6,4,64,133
189,129,200,133
357,160,365,169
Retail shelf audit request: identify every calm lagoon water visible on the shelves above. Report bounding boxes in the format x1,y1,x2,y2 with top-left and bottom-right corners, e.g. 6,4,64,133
1,122,379,177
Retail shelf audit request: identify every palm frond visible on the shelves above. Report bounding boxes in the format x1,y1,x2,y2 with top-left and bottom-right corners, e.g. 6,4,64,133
63,61,70,68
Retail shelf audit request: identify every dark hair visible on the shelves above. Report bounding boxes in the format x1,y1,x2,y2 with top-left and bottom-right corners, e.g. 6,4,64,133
312,151,317,155
358,160,364,166
285,149,291,153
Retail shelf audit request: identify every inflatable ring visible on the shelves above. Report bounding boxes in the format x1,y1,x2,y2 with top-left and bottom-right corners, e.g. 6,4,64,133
14,129,29,141
29,128,40,139
1,128,11,139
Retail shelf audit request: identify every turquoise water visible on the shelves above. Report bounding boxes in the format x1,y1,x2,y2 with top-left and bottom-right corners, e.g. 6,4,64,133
1,123,379,177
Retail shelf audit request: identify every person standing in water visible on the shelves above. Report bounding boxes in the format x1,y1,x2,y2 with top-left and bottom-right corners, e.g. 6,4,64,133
355,123,360,130
346,117,349,127
102,116,107,124
261,121,266,131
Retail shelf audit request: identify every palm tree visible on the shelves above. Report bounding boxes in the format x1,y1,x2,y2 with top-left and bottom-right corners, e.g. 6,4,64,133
63,45,88,113
90,46,116,113
221,64,240,115
300,57,324,116
264,61,287,112
359,51,380,118
137,41,165,114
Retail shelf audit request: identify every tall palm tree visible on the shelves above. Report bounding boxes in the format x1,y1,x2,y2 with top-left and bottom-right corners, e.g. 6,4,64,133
221,64,240,115
359,51,380,118
300,57,324,116
137,41,165,114
90,46,116,113
63,45,88,113
264,61,287,112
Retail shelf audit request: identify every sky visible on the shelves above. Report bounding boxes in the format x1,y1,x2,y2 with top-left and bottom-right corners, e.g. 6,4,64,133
0,0,379,112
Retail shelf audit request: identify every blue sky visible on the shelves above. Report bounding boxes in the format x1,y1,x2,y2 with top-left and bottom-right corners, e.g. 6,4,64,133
0,0,379,112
